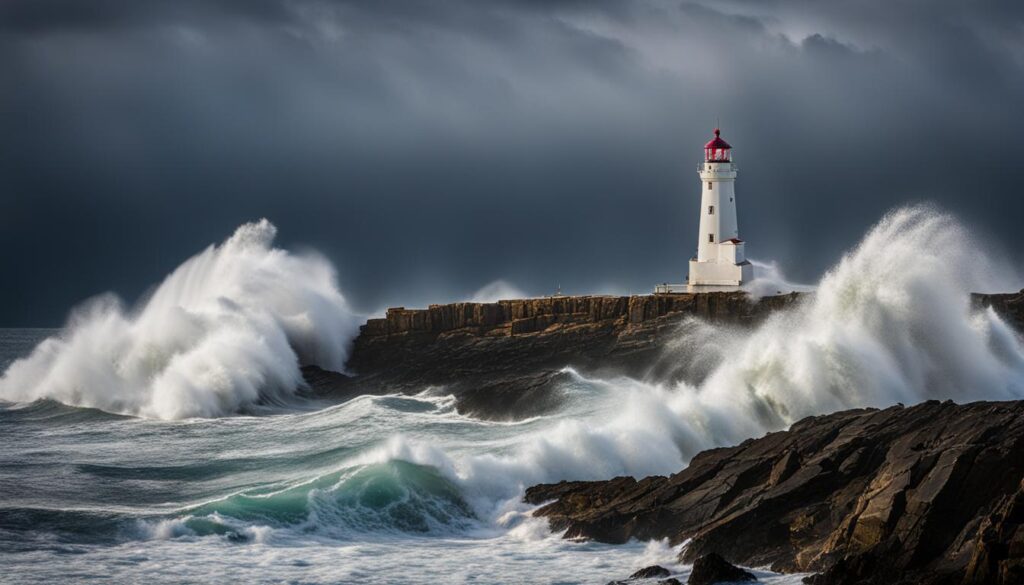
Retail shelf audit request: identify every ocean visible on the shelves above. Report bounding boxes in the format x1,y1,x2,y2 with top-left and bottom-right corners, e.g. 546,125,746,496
0,330,804,584
1,206,1022,584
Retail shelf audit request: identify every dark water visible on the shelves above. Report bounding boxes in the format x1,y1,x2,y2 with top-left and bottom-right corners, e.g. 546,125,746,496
0,328,717,584
1,207,1018,583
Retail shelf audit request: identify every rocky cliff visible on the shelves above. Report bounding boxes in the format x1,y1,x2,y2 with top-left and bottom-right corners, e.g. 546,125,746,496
525,400,1024,585
304,290,1024,420
299,290,1024,581
973,290,1024,327
308,292,804,418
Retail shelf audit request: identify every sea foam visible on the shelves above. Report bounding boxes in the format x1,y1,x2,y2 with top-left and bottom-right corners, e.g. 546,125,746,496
0,220,359,419
346,206,1024,517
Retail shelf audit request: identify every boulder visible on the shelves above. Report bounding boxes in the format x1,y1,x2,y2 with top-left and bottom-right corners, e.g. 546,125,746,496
604,564,677,584
687,553,756,585
630,566,671,579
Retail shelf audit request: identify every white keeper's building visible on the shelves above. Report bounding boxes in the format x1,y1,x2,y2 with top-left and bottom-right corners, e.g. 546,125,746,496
656,128,753,293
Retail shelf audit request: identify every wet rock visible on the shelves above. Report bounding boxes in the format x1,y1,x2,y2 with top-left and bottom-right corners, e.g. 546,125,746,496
528,401,1024,584
973,290,1024,331
962,478,1024,585
687,553,756,584
605,564,677,584
306,291,1024,422
326,292,804,420
630,565,671,579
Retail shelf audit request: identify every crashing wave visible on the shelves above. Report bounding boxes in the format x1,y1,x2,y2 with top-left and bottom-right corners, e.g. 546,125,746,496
0,220,360,419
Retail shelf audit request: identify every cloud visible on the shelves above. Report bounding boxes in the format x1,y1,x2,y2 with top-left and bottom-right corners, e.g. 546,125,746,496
0,0,293,33
1,0,1023,325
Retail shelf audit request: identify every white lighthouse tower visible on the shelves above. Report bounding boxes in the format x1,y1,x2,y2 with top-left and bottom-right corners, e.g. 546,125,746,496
654,128,754,294
685,128,753,290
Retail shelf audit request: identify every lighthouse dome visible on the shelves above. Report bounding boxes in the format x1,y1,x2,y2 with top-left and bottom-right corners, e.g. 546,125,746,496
704,128,732,162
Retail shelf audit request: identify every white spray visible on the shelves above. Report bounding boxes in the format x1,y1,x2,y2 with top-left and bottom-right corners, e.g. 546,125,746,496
347,206,1024,515
0,220,360,419
7,205,1020,569
689,205,1024,444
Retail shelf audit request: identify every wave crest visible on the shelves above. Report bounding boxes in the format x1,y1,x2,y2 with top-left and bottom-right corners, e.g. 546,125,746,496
0,219,360,419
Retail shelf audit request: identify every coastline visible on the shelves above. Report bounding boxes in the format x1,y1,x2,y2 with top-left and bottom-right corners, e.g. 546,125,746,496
301,288,1024,584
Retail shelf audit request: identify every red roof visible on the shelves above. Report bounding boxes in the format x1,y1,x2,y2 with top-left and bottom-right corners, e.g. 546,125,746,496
704,128,731,150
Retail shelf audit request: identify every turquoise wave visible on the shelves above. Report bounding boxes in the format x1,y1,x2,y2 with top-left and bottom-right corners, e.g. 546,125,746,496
176,459,475,539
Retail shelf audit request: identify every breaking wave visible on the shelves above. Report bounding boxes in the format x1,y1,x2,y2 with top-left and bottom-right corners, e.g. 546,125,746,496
133,459,475,545
357,206,1024,504
0,220,360,419
690,205,1024,444
3,206,1022,584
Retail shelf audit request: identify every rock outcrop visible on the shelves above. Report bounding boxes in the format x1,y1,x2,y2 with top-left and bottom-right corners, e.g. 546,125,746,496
687,553,756,585
605,565,680,585
962,478,1024,585
304,290,1024,420
525,400,1024,585
348,293,803,382
973,289,1024,327
308,292,805,419
629,566,671,579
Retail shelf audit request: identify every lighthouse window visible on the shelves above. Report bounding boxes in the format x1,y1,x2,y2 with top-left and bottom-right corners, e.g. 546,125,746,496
708,233,715,243
708,205,714,215
708,182,713,190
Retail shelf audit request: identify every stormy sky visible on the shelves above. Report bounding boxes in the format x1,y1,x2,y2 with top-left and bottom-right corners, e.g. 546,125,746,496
2,0,1023,325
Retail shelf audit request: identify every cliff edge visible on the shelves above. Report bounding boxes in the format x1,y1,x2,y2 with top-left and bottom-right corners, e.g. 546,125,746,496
307,292,803,418
304,289,1024,420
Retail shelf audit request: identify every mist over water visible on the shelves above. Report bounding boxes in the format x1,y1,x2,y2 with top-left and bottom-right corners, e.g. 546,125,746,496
359,206,1024,499
0,219,360,419
1,206,1023,584
705,207,1024,436
674,205,1024,448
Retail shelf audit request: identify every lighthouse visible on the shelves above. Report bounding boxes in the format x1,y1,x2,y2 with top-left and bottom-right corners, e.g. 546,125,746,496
655,128,753,293
688,128,753,289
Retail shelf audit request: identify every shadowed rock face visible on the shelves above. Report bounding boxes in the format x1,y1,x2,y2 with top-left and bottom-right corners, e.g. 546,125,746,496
961,478,1024,585
605,564,679,585
629,565,671,579
973,290,1024,329
525,400,1024,585
303,290,1024,420
306,292,804,419
688,553,755,585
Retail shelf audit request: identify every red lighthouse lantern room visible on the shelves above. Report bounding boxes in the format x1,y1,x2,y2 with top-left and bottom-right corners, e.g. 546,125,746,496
704,128,731,162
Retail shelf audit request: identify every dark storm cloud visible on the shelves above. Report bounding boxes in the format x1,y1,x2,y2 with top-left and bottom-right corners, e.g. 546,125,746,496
0,0,293,33
1,0,1023,325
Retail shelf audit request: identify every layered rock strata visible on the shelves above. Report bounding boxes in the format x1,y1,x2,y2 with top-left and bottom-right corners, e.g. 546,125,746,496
312,292,803,418
525,400,1024,585
304,290,1024,420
